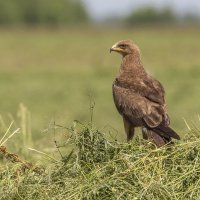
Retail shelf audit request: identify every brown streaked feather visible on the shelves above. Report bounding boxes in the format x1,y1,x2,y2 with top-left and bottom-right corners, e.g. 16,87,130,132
110,40,180,147
113,83,164,128
116,74,165,106
142,128,170,147
152,125,181,140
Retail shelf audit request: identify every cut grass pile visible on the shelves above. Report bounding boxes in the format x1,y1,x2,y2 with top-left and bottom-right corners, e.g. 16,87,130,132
0,122,200,200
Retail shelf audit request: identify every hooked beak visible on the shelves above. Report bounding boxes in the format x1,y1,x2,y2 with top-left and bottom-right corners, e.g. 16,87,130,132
110,44,123,54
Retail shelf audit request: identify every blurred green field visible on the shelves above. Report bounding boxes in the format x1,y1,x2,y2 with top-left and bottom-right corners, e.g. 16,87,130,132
0,26,200,147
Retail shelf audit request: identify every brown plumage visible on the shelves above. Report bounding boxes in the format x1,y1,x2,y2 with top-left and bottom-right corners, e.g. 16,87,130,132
110,40,180,147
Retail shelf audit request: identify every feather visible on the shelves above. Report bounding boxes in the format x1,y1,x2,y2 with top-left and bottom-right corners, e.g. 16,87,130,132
111,40,180,147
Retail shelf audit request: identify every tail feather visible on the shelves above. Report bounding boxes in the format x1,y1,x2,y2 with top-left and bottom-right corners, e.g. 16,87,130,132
152,126,180,140
142,128,170,147
142,126,180,147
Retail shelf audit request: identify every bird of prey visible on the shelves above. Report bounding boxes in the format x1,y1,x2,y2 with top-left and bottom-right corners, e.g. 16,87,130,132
110,40,180,147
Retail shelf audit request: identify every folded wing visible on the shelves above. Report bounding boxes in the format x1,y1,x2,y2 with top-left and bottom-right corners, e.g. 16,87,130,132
112,83,164,128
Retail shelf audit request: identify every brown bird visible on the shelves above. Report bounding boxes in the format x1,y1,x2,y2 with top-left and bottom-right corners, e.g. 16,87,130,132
110,40,180,147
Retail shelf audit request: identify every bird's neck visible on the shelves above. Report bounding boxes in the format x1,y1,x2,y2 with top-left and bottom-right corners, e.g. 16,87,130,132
119,53,145,75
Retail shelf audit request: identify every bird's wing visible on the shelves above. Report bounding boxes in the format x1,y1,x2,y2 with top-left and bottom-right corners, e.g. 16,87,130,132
116,75,165,105
131,76,166,105
113,83,164,128
143,76,165,105
142,76,170,126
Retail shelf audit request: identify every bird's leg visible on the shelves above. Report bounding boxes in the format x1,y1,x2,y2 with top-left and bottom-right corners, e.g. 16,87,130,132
123,117,135,141
142,127,148,140
128,126,135,141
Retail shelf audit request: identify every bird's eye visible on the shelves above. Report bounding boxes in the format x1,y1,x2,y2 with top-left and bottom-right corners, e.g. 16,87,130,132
119,44,126,49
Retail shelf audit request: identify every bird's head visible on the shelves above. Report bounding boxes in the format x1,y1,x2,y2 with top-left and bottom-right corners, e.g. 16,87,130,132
110,40,140,57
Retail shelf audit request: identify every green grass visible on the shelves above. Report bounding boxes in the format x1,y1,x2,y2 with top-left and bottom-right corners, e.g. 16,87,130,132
0,121,200,199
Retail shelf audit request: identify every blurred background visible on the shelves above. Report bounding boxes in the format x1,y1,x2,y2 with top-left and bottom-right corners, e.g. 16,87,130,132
0,0,200,153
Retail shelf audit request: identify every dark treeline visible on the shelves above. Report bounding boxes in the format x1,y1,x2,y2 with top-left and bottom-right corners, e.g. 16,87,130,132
106,7,200,26
125,6,200,25
0,0,88,25
126,7,175,24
